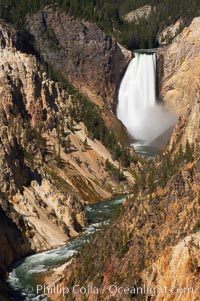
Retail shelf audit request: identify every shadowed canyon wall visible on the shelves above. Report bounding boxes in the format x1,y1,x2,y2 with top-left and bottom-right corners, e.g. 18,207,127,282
26,7,130,106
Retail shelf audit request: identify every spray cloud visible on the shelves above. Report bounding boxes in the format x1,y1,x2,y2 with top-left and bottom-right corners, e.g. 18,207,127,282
117,53,177,146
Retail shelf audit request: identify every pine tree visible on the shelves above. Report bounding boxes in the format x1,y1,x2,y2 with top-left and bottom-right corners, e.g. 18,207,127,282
185,140,193,162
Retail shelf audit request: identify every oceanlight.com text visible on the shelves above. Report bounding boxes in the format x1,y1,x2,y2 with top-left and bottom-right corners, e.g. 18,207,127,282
24,283,195,297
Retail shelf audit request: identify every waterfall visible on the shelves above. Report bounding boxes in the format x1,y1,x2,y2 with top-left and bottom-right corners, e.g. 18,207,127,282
117,52,177,147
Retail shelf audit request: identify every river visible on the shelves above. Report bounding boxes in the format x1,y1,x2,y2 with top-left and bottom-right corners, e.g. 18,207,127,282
4,196,126,301
132,142,160,159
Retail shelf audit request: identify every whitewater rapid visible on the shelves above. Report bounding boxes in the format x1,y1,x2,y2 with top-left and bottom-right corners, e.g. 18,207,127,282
117,52,177,146
6,197,125,301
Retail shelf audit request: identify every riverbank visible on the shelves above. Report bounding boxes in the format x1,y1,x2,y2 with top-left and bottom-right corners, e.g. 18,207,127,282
5,196,126,301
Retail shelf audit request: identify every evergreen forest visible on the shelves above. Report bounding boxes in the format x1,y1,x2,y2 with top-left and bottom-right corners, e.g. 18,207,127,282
1,0,200,49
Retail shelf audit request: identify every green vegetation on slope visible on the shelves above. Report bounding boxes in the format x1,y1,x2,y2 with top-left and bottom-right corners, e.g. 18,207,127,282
67,86,136,168
134,141,195,195
65,141,196,299
38,60,136,170
1,0,200,49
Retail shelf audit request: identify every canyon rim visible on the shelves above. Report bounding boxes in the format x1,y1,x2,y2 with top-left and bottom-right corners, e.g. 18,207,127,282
0,1,199,301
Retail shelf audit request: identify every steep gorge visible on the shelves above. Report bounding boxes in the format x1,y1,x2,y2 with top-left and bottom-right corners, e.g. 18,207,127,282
0,18,134,278
46,16,200,301
52,156,200,301
0,5,200,301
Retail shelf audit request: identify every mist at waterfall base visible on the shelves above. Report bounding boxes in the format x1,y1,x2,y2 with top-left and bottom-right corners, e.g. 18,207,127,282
117,53,177,154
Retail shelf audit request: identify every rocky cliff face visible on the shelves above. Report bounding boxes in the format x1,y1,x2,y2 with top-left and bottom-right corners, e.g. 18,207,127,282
46,17,200,301
54,157,200,301
0,20,134,273
26,7,129,107
169,97,200,153
161,17,200,115
0,201,31,272
0,20,85,267
123,5,152,23
158,17,200,150
157,18,183,45
49,132,200,301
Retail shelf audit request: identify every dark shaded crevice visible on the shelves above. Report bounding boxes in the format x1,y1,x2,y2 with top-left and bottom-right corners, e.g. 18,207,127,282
113,52,134,114
156,51,165,101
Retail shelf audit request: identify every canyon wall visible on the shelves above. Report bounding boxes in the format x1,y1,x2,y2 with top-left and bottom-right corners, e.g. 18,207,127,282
0,203,31,272
0,20,134,272
48,17,200,301
160,17,200,149
26,7,129,106
161,17,200,114
0,20,86,268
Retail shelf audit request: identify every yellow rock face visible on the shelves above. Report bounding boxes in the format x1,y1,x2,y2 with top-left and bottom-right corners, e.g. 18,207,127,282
160,18,200,150
161,17,200,115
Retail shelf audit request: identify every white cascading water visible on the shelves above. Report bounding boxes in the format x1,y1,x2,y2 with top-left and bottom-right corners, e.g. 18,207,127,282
117,52,177,147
